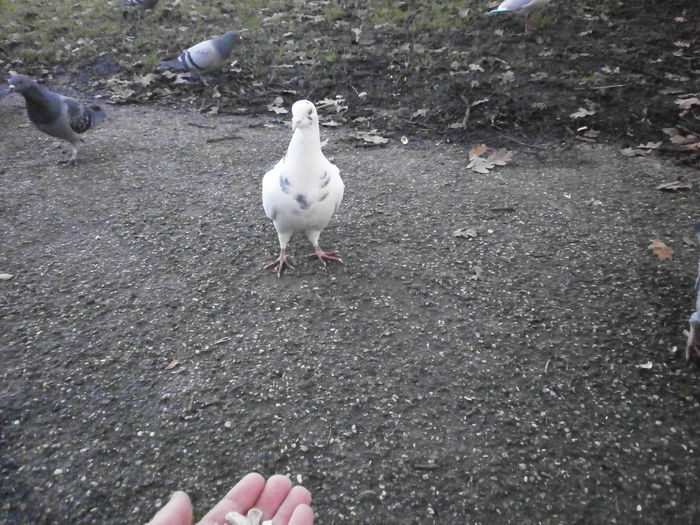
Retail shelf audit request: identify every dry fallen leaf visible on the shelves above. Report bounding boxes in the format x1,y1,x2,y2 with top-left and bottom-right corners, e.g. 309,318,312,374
316,97,347,113
267,96,288,114
648,238,674,260
468,144,488,160
467,156,493,174
349,130,389,145
578,129,600,142
570,107,596,119
452,227,478,239
164,360,181,370
486,148,513,166
657,180,692,191
467,144,514,174
620,148,646,157
675,96,700,110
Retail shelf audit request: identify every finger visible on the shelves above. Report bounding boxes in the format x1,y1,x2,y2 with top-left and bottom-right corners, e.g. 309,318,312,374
255,474,294,520
288,504,314,525
197,473,266,525
271,486,312,525
148,491,193,525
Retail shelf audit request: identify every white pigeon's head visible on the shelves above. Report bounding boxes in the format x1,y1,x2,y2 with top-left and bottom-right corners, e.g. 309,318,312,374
8,75,37,94
291,100,318,132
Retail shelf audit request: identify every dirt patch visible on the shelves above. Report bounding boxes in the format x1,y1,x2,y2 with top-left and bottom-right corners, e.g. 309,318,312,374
1,90,700,524
3,1,698,166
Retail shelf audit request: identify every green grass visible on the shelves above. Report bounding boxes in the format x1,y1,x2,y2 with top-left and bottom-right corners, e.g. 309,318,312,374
0,0,485,71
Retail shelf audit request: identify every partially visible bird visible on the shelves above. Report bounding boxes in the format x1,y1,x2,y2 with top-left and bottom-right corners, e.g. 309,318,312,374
685,220,700,365
122,0,159,18
261,100,345,277
157,31,241,85
488,0,552,32
8,75,106,165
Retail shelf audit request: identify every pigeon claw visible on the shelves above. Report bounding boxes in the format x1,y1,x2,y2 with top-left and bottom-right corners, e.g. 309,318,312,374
309,246,342,266
264,250,294,277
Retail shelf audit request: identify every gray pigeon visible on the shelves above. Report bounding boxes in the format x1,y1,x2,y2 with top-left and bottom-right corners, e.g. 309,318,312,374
123,0,159,16
8,75,106,165
489,0,552,32
157,31,241,85
686,220,700,365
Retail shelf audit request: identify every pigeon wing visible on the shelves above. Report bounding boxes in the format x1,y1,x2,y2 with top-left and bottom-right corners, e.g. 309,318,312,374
63,97,105,134
184,40,223,71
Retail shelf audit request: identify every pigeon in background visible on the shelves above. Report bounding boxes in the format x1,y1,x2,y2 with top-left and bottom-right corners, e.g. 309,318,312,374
489,0,552,32
8,75,106,165
262,100,345,277
122,0,159,17
685,220,700,365
157,31,241,85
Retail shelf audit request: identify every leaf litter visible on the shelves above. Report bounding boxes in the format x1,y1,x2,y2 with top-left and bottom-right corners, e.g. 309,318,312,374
467,144,513,174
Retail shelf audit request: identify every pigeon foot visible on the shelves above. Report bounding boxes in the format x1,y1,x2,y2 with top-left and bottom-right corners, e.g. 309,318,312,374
264,249,294,277
309,246,342,266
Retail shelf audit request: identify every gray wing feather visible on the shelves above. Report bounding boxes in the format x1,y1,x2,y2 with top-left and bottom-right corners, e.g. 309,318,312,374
64,97,106,134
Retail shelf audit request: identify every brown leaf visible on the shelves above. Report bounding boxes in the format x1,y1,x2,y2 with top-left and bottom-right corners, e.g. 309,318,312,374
486,147,513,166
164,360,181,370
467,156,493,174
648,238,674,260
468,144,488,160
670,134,698,145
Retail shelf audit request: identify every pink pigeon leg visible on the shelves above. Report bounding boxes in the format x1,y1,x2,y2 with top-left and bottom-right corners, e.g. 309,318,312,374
265,248,295,277
308,245,342,266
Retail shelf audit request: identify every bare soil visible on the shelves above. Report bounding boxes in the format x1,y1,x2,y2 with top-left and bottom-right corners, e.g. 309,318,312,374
2,1,700,524
1,94,700,524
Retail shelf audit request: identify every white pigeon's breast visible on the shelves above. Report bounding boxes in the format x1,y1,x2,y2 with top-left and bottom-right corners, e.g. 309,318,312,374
262,160,343,235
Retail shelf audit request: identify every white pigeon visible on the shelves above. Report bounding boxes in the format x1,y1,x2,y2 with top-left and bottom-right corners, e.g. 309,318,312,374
262,100,344,277
8,75,106,165
489,0,552,32
157,31,241,85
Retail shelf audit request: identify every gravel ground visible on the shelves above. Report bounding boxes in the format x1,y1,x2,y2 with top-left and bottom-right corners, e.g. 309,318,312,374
1,96,700,524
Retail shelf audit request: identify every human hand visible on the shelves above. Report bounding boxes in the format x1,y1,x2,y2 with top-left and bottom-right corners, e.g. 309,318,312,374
147,472,314,525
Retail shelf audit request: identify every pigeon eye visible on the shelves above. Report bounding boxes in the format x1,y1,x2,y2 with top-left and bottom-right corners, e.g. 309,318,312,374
307,108,313,116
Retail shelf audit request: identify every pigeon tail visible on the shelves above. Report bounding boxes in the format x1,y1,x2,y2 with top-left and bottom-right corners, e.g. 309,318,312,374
89,105,107,127
123,0,159,8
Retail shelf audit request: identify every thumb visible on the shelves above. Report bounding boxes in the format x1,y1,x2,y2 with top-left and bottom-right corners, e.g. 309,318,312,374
147,491,193,525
